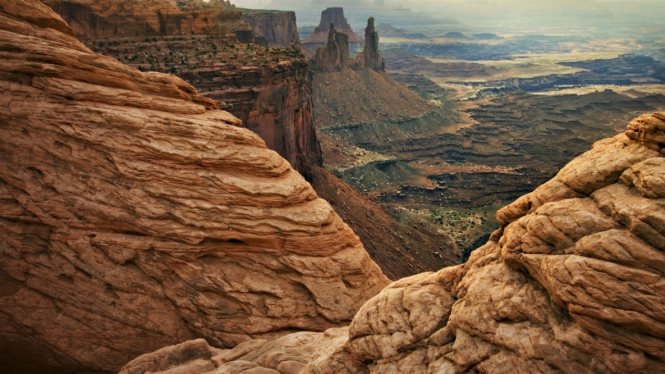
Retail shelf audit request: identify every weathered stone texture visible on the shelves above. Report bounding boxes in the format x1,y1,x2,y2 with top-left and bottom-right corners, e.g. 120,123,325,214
129,113,665,374
0,1,389,372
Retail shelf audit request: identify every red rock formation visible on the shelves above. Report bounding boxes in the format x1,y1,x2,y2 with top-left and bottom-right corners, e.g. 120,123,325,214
177,52,322,175
358,17,384,71
241,10,301,47
0,1,389,373
43,0,250,41
310,25,350,72
311,17,384,73
42,0,322,176
302,7,363,45
130,112,665,373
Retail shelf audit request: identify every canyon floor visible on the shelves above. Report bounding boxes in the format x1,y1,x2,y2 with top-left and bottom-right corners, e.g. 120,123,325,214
313,25,665,259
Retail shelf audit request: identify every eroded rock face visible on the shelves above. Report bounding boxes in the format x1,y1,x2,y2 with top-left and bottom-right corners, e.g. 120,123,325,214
43,0,322,176
43,0,249,41
302,7,363,46
311,18,385,73
359,17,384,71
305,112,665,373
241,10,300,47
310,25,350,73
0,1,389,372
130,113,665,373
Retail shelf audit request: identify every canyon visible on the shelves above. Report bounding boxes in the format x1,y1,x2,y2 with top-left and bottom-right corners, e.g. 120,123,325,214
119,114,665,373
0,1,388,372
39,0,460,278
2,1,665,373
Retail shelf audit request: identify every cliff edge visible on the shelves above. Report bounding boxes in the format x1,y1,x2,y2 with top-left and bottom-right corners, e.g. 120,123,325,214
126,112,665,373
0,1,389,372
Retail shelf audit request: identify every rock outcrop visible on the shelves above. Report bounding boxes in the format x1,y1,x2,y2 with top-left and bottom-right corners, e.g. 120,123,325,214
310,25,350,73
358,17,384,71
241,10,300,47
44,0,322,177
177,53,323,176
310,18,384,73
302,7,362,49
43,0,249,41
131,112,665,373
0,1,389,373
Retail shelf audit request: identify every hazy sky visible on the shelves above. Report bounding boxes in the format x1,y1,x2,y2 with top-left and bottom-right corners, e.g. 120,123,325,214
230,0,665,28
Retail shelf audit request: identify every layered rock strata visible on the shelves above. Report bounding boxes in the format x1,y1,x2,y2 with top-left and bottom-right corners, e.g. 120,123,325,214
44,0,322,176
132,112,665,373
0,1,389,373
43,0,249,41
241,10,301,47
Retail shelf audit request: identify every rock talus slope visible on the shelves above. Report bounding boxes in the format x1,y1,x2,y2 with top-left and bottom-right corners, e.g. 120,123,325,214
0,1,389,373
132,113,665,373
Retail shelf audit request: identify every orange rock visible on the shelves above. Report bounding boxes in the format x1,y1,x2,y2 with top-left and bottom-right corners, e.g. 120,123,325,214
0,1,389,372
130,113,665,373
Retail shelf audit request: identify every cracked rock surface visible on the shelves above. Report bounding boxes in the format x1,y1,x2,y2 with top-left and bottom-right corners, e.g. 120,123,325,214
0,1,388,372
130,112,665,373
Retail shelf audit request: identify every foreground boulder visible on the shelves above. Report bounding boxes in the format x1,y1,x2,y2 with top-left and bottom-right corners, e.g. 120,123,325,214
0,1,389,372
129,112,665,373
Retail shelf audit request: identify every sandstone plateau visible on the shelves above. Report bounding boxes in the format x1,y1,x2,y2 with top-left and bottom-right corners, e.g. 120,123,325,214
0,1,389,372
122,112,665,373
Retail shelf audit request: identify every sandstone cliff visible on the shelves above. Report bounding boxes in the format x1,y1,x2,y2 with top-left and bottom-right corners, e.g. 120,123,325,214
129,113,665,373
43,0,251,41
44,0,322,176
241,9,300,47
0,1,389,373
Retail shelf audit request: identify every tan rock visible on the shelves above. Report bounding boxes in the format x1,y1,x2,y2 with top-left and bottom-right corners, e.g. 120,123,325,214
137,112,665,374
0,1,389,372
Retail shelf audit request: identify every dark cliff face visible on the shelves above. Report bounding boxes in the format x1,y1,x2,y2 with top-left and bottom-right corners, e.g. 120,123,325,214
179,58,322,175
241,10,300,47
310,25,350,72
361,17,384,71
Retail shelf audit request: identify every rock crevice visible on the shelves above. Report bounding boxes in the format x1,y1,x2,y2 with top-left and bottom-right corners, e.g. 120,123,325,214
130,113,665,374
0,2,388,372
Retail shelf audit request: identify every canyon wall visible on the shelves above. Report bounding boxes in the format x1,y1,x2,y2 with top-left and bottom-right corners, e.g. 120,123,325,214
43,0,251,41
0,2,388,373
121,112,665,374
43,0,322,176
241,10,300,47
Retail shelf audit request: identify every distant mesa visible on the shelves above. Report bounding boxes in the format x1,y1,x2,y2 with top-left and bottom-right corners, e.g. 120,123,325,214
473,32,501,39
302,7,363,50
375,22,428,39
444,31,468,39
